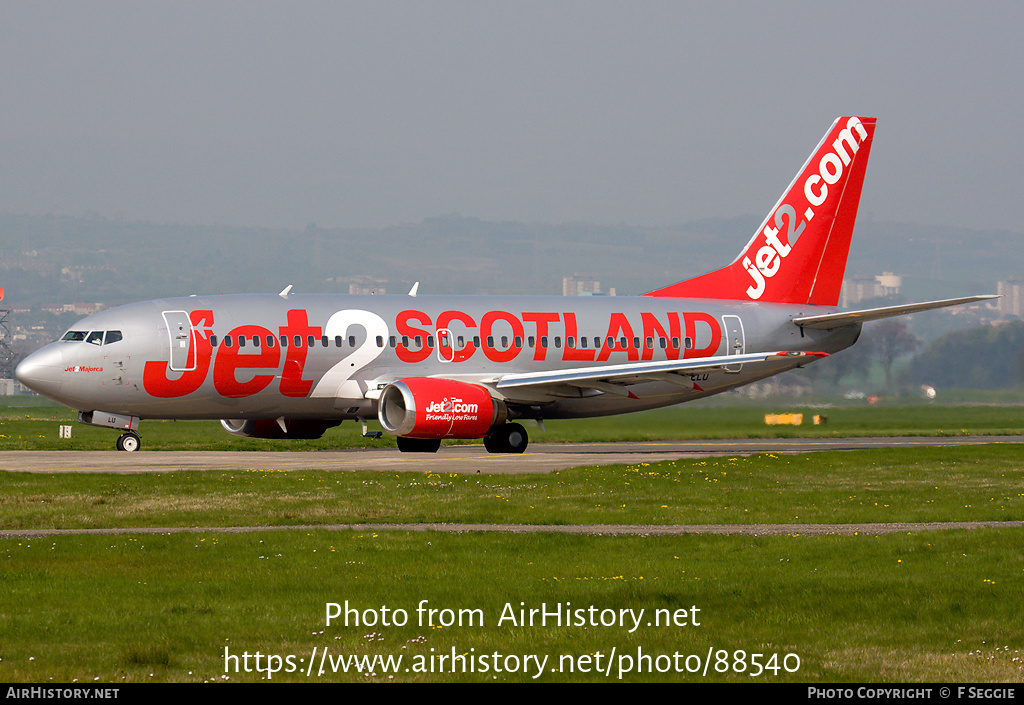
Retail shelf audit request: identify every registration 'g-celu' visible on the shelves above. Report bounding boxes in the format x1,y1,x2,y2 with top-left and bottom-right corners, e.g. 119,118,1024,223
15,117,994,453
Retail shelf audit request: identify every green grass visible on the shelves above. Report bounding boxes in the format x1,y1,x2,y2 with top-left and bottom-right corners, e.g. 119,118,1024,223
2,529,1021,682
2,446,1023,530
2,399,1024,450
2,398,1023,683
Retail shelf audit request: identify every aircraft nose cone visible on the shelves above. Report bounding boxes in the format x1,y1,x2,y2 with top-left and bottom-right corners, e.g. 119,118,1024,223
15,346,64,399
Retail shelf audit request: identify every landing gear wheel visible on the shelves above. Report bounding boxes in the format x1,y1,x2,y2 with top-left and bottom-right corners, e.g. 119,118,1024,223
484,423,528,454
503,423,528,453
396,436,442,453
116,431,141,452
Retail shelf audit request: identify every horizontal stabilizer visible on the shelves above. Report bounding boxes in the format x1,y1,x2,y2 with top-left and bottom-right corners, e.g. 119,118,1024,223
792,295,999,330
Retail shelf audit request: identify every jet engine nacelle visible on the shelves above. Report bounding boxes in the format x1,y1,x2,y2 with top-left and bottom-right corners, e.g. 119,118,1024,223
377,377,506,439
220,418,341,439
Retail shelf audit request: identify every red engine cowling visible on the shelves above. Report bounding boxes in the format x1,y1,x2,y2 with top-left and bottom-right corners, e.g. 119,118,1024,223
220,418,341,439
377,377,505,439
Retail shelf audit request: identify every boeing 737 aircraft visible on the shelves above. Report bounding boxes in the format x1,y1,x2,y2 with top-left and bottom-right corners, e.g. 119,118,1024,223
15,116,993,453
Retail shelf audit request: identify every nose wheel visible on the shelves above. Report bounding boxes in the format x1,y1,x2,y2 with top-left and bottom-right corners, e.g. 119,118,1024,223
116,431,141,452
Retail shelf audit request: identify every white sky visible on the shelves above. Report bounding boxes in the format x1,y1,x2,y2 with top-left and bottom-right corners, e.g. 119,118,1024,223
2,1,1022,232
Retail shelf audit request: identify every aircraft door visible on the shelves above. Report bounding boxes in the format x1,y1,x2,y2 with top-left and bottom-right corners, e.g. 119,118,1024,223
436,328,468,363
162,310,197,372
722,315,744,373
437,328,455,363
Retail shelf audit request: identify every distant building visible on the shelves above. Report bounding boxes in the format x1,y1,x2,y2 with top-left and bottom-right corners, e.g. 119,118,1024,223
875,272,902,296
563,274,602,296
841,272,902,306
40,303,104,316
997,279,1023,318
345,276,387,295
60,265,115,283
70,303,105,316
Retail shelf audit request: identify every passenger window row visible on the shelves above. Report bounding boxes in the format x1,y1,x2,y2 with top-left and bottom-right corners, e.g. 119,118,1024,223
61,328,695,353
212,334,386,349
386,335,694,350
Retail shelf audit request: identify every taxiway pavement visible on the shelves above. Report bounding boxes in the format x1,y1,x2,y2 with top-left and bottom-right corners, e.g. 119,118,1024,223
1,436,1021,474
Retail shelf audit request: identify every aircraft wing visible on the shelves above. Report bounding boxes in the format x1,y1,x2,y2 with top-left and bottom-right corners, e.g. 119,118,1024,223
792,295,998,330
489,350,827,398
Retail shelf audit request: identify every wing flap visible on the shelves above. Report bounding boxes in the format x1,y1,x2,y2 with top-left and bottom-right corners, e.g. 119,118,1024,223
494,350,827,392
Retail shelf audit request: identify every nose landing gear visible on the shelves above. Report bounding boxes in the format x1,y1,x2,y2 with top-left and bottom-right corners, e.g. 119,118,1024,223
115,431,141,452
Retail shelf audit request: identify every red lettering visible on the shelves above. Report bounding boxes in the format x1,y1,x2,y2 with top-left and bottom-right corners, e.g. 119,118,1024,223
522,312,561,361
480,311,524,363
279,310,321,397
142,310,214,398
596,313,638,362
640,312,682,361
561,312,596,362
435,310,477,362
684,312,722,358
212,325,280,398
396,310,433,363
141,306,729,404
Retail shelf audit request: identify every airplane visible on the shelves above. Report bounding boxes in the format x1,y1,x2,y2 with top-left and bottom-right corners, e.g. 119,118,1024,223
15,116,995,454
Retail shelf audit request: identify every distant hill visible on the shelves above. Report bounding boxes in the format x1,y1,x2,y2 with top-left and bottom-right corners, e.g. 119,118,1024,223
0,212,1016,306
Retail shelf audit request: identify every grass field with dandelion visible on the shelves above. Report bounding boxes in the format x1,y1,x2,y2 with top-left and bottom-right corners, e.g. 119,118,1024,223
1,445,1023,530
2,442,1023,682
1,529,1021,683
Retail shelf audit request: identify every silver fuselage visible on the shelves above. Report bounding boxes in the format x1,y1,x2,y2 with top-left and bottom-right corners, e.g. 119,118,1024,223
16,293,857,422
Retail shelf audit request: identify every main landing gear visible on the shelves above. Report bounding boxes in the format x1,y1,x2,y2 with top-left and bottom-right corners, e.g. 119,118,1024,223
115,431,141,452
483,423,528,454
394,423,529,454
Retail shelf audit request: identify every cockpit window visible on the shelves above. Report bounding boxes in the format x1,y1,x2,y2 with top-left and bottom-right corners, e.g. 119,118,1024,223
61,330,124,345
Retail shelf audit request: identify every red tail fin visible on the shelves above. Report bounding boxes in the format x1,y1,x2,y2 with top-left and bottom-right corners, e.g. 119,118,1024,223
645,116,876,306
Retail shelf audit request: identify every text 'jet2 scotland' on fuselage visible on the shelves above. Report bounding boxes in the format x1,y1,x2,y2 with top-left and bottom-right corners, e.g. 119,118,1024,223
15,116,994,453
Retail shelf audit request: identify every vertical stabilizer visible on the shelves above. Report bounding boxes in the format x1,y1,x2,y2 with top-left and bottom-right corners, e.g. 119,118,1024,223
645,116,876,306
